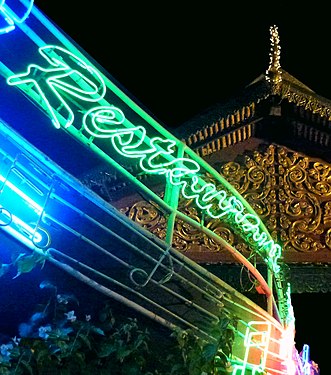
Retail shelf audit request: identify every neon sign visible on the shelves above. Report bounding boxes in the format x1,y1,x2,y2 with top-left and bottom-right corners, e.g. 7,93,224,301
0,0,34,34
232,321,271,375
7,45,106,129
301,344,311,375
7,45,282,273
0,155,50,248
299,344,319,375
232,320,297,375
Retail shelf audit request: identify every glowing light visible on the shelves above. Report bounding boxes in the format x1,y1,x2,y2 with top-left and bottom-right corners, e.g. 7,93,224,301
0,206,50,247
7,45,106,129
11,213,45,244
0,173,50,247
232,321,271,374
301,344,313,375
266,25,282,84
0,0,34,34
83,105,281,272
7,45,283,274
279,325,296,375
0,174,43,214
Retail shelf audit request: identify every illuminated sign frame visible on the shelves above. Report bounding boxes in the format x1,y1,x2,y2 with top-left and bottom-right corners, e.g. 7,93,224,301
7,45,282,274
0,2,305,374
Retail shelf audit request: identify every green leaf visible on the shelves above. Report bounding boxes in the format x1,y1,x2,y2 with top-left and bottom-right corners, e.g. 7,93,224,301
91,327,105,336
97,342,117,357
36,348,52,362
116,347,133,361
20,360,34,375
202,342,218,361
121,362,141,375
78,333,91,350
13,254,38,277
71,351,86,367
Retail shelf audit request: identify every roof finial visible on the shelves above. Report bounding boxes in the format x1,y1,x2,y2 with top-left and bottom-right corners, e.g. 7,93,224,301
266,25,282,85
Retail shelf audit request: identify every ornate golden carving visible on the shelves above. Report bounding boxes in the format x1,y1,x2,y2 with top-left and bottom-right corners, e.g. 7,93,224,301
122,200,167,240
121,144,331,259
218,145,329,254
278,84,331,120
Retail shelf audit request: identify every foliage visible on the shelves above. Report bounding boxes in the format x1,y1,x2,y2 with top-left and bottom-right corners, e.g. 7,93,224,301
0,281,236,374
167,312,236,375
0,252,46,279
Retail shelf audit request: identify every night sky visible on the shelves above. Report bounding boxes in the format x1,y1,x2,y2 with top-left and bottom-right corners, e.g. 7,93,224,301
32,1,331,371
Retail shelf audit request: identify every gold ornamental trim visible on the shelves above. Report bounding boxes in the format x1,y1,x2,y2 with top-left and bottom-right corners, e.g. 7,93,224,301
121,144,331,264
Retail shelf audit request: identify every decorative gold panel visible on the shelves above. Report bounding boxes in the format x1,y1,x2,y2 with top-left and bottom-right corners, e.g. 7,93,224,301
121,144,331,264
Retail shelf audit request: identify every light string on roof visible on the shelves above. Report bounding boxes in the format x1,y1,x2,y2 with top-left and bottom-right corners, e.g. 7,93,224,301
266,25,282,85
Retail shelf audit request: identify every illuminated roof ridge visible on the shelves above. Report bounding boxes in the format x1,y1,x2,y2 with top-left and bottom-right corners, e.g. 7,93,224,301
266,25,282,85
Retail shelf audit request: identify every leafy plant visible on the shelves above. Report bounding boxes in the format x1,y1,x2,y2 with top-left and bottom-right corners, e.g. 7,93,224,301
167,312,236,375
0,281,151,374
0,251,46,280
0,281,236,374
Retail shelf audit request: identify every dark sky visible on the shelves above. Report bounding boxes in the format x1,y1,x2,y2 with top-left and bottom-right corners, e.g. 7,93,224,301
33,1,330,371
34,1,331,129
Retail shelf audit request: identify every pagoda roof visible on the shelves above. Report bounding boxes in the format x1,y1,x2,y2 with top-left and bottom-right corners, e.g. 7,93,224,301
173,25,331,157
82,26,331,294
174,68,331,141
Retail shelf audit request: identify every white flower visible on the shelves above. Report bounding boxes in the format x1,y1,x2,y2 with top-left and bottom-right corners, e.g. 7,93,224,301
65,310,77,322
38,325,52,339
